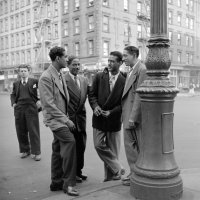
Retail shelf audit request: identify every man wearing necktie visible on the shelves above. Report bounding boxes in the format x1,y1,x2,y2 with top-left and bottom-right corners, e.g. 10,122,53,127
121,46,146,186
89,51,126,182
65,56,89,183
10,64,42,161
39,47,79,196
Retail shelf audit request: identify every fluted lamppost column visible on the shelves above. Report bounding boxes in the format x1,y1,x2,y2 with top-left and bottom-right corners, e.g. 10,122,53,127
130,0,183,199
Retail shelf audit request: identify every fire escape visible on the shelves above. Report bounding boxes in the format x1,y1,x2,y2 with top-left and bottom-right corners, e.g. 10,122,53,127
137,0,150,61
33,0,52,75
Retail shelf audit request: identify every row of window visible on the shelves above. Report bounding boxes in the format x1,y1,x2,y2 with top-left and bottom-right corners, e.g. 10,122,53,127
0,50,32,67
0,10,31,33
0,46,193,68
0,39,110,67
168,0,194,11
34,23,59,43
63,14,109,36
33,1,59,21
64,40,109,57
0,0,31,15
169,50,193,64
63,39,96,57
168,31,194,47
62,0,129,14
168,11,194,29
0,30,31,50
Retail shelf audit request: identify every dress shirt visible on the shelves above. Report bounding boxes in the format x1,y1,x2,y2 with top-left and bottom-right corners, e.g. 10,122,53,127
69,72,80,88
21,77,28,85
128,60,140,78
109,72,120,91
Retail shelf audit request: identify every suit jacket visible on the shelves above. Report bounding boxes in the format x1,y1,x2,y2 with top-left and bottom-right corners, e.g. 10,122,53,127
38,64,70,131
122,60,146,129
89,68,126,132
10,78,39,106
65,72,89,132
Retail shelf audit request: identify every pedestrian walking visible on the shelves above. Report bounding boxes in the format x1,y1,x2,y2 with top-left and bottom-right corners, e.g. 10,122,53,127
10,64,41,161
65,56,89,183
38,47,79,196
88,51,126,182
121,46,146,186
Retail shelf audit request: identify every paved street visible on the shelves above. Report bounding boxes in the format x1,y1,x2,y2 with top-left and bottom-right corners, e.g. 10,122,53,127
0,93,200,200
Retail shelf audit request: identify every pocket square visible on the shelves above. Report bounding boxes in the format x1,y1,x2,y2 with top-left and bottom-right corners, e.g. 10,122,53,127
33,84,37,88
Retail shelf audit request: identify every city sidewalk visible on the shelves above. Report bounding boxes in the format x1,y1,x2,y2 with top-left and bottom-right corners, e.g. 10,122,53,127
42,169,200,200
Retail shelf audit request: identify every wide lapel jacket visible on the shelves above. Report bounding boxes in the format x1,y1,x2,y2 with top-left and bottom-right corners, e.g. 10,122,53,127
65,72,80,102
11,78,39,105
49,65,69,102
122,61,141,99
103,73,125,110
78,76,88,111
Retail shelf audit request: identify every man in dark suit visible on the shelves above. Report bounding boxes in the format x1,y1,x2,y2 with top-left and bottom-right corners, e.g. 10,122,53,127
89,51,126,182
65,56,89,182
10,64,41,161
39,47,79,196
121,46,146,186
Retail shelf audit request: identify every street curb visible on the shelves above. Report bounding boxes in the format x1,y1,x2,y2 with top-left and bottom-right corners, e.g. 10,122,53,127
41,181,122,200
42,169,200,200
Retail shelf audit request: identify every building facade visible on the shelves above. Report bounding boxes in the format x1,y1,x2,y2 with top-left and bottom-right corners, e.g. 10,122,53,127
0,0,62,90
0,0,200,91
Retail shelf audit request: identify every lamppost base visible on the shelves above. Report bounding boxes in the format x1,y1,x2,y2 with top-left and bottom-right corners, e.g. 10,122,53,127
130,173,183,200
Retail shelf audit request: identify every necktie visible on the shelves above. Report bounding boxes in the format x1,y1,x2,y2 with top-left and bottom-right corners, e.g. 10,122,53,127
58,73,63,85
109,76,115,92
74,76,79,89
22,80,26,85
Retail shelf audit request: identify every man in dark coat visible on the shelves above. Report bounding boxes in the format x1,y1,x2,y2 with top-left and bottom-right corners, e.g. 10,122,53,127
10,64,41,161
89,51,126,181
65,56,89,182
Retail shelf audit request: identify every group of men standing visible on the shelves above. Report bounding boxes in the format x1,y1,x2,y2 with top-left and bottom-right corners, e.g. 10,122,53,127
11,45,146,196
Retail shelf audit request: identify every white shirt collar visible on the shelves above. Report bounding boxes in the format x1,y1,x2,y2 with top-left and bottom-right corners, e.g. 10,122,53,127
129,60,140,76
69,72,79,80
21,77,28,83
109,71,120,80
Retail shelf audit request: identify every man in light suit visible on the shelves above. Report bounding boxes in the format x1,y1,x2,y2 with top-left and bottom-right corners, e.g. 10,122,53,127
38,47,79,196
89,51,126,182
65,56,89,182
10,64,41,161
121,46,146,186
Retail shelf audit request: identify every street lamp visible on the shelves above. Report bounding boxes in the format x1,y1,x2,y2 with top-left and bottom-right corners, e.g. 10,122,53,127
130,1,183,200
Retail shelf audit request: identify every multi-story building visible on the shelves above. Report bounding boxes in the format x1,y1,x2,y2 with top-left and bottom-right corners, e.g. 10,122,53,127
61,0,139,73
0,0,62,90
167,0,200,89
0,0,200,91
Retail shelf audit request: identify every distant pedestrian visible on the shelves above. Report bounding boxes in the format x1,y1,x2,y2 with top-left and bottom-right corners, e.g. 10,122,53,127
189,83,195,95
65,56,89,183
121,46,146,186
10,64,41,161
89,51,126,182
38,47,79,196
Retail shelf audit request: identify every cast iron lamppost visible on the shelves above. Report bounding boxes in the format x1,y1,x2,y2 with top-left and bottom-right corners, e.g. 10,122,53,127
130,0,183,199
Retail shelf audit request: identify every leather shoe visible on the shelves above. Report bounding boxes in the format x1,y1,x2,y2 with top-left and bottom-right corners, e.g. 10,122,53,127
31,154,41,161
122,179,130,186
50,182,63,191
120,168,125,175
122,173,131,181
76,176,82,183
63,186,79,196
103,178,112,182
20,152,30,158
79,174,87,180
112,168,125,181
112,172,121,180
